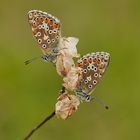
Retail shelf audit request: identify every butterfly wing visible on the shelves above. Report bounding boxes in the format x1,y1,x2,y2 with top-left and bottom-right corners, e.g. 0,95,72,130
28,10,61,55
76,52,110,96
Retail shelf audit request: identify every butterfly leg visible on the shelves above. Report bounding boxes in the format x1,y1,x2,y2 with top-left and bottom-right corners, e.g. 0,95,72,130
41,47,68,63
41,55,50,62
41,51,58,63
52,47,68,56
75,89,93,102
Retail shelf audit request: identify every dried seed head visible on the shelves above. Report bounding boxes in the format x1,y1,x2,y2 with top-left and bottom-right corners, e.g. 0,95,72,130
56,37,79,77
55,91,80,120
56,54,75,76
58,37,79,58
63,67,82,91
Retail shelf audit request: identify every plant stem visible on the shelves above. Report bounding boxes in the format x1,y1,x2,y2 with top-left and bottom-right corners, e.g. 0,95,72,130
23,87,65,140
23,111,55,140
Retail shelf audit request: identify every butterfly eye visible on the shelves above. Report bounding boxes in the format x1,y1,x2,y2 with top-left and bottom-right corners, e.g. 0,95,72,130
86,95,91,102
43,55,49,61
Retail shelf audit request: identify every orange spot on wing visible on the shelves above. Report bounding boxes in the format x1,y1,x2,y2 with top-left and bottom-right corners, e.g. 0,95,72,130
53,23,58,28
49,19,53,25
88,59,92,63
76,64,83,67
93,58,97,62
57,24,60,29
83,59,88,63
45,18,49,23
97,59,101,64
99,63,105,69
32,28,37,35
35,21,40,26
40,17,44,21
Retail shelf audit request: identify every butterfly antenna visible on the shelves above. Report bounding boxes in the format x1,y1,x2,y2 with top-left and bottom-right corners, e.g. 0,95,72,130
93,96,109,110
24,56,41,65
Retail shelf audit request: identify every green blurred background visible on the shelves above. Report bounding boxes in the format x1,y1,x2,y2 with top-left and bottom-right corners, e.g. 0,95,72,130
0,0,140,140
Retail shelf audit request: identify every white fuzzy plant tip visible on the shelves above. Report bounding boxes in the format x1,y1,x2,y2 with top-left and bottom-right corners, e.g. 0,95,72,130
56,37,80,77
55,91,80,120
58,37,79,57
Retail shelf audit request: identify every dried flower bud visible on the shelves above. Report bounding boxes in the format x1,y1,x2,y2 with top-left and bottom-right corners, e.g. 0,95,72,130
58,37,79,58
55,91,80,120
63,66,82,91
56,54,75,76
56,37,80,77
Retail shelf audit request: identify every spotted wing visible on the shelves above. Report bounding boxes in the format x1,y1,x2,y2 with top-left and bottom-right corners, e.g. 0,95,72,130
28,10,61,55
76,52,110,95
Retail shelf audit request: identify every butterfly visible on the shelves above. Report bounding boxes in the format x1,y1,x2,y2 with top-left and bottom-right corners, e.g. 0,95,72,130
27,10,61,63
74,52,110,102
